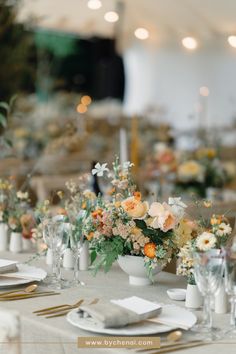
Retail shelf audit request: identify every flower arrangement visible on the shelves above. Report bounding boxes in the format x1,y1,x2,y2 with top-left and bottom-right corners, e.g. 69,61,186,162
177,203,232,284
83,158,187,277
0,178,13,224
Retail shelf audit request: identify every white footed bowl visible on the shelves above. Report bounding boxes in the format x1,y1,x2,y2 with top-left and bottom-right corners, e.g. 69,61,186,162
117,255,163,286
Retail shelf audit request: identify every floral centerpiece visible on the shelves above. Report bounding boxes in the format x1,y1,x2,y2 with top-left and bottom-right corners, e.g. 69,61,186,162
177,204,232,285
83,158,187,284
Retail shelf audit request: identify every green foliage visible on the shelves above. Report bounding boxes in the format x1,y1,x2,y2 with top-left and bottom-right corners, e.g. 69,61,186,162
134,219,173,244
0,0,35,100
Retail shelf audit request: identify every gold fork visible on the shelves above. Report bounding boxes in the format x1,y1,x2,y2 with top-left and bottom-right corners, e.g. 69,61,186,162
45,298,99,319
33,299,83,314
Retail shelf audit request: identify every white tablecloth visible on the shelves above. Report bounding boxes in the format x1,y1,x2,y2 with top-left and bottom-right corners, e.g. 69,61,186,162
0,251,235,354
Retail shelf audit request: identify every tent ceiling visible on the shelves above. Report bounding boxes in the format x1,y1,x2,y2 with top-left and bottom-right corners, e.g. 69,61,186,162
18,0,236,44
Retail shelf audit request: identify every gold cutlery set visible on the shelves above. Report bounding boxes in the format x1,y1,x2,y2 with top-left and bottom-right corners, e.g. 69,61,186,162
0,284,60,301
33,298,99,318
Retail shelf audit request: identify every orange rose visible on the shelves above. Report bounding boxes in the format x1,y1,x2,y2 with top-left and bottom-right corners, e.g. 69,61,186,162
121,196,148,219
144,242,156,258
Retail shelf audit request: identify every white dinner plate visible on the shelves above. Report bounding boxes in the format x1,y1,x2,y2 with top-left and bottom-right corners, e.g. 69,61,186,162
0,264,47,288
66,305,197,336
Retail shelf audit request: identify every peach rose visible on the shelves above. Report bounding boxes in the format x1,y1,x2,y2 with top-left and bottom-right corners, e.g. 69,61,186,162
121,196,149,219
148,202,176,232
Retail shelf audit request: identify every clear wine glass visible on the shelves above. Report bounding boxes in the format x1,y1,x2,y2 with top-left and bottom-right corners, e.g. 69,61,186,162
47,218,70,290
41,219,57,285
223,244,236,338
191,249,224,338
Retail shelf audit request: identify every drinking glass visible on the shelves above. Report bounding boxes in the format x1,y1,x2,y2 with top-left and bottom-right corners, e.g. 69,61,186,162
224,245,236,338
41,219,57,285
66,213,86,287
191,249,224,337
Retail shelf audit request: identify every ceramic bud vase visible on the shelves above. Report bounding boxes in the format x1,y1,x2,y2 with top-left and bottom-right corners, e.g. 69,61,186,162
9,232,22,253
79,240,89,271
22,238,32,252
215,283,228,314
63,248,74,269
185,283,203,309
0,223,8,251
46,248,53,265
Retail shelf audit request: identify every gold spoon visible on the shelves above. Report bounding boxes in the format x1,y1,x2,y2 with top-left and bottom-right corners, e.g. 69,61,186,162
166,330,183,342
0,284,38,297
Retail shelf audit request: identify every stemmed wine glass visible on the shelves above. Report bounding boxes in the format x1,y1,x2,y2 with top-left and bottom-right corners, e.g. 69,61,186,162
42,216,70,289
67,211,86,287
223,244,236,337
191,249,224,338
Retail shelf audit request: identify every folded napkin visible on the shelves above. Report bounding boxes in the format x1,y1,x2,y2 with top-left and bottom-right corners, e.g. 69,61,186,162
0,260,18,274
78,296,162,328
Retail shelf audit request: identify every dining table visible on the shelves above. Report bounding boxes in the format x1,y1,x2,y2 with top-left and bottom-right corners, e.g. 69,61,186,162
0,251,235,354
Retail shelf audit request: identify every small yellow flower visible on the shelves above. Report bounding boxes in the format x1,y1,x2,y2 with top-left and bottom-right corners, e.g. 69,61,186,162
203,200,212,208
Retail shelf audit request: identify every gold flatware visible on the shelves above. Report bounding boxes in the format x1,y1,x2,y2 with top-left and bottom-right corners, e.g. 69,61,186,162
0,292,60,301
1,291,55,299
43,298,99,318
33,299,83,314
0,284,38,297
45,299,84,318
150,341,209,354
137,330,184,352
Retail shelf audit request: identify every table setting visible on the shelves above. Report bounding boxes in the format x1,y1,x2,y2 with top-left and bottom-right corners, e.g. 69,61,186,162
0,158,235,354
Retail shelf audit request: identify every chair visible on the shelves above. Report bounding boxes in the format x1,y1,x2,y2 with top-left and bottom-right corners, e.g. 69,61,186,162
0,308,20,354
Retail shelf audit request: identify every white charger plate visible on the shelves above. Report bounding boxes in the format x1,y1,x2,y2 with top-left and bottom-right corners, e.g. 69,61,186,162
0,264,47,288
67,304,197,335
67,309,175,335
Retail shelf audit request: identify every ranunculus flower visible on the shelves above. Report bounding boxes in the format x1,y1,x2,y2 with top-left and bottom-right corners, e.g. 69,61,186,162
121,196,149,219
148,202,176,232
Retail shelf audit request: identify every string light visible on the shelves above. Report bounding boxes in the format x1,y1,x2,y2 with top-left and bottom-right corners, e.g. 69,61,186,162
87,0,102,10
81,95,92,106
228,36,236,48
134,28,149,40
104,11,119,23
76,104,87,114
182,37,198,50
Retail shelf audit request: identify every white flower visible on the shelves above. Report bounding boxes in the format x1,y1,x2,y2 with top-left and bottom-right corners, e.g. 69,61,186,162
17,191,29,200
196,232,216,251
168,197,187,218
216,223,232,237
123,161,134,170
92,163,109,177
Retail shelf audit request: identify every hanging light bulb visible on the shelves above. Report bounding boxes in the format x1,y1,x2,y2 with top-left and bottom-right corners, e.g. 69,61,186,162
134,28,149,40
228,36,236,48
87,0,102,10
104,11,119,23
182,37,198,50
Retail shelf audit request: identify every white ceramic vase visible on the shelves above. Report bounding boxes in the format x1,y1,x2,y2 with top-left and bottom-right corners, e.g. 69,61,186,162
0,223,8,251
117,255,163,286
22,238,32,252
185,283,203,309
9,232,22,253
79,240,90,271
63,248,74,269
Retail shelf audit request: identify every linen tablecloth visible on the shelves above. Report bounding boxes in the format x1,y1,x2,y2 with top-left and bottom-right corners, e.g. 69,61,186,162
0,251,235,354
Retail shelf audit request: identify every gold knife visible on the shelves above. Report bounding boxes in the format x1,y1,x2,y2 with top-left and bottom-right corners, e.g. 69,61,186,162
0,293,60,301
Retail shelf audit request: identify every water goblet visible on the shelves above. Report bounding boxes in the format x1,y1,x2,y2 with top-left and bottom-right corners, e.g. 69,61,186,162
223,244,236,338
191,249,224,338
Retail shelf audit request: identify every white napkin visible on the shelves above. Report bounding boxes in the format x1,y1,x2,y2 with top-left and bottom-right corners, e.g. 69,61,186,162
148,304,197,329
0,264,45,281
0,260,18,274
111,296,162,317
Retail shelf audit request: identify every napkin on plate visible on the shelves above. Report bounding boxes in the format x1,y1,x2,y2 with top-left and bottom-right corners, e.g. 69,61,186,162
0,260,18,274
78,296,162,328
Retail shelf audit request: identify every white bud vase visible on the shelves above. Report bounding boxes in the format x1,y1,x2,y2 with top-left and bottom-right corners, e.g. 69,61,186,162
9,232,22,253
46,248,53,265
63,248,74,269
185,284,203,309
22,238,32,252
0,223,8,251
215,283,228,314
79,240,89,271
